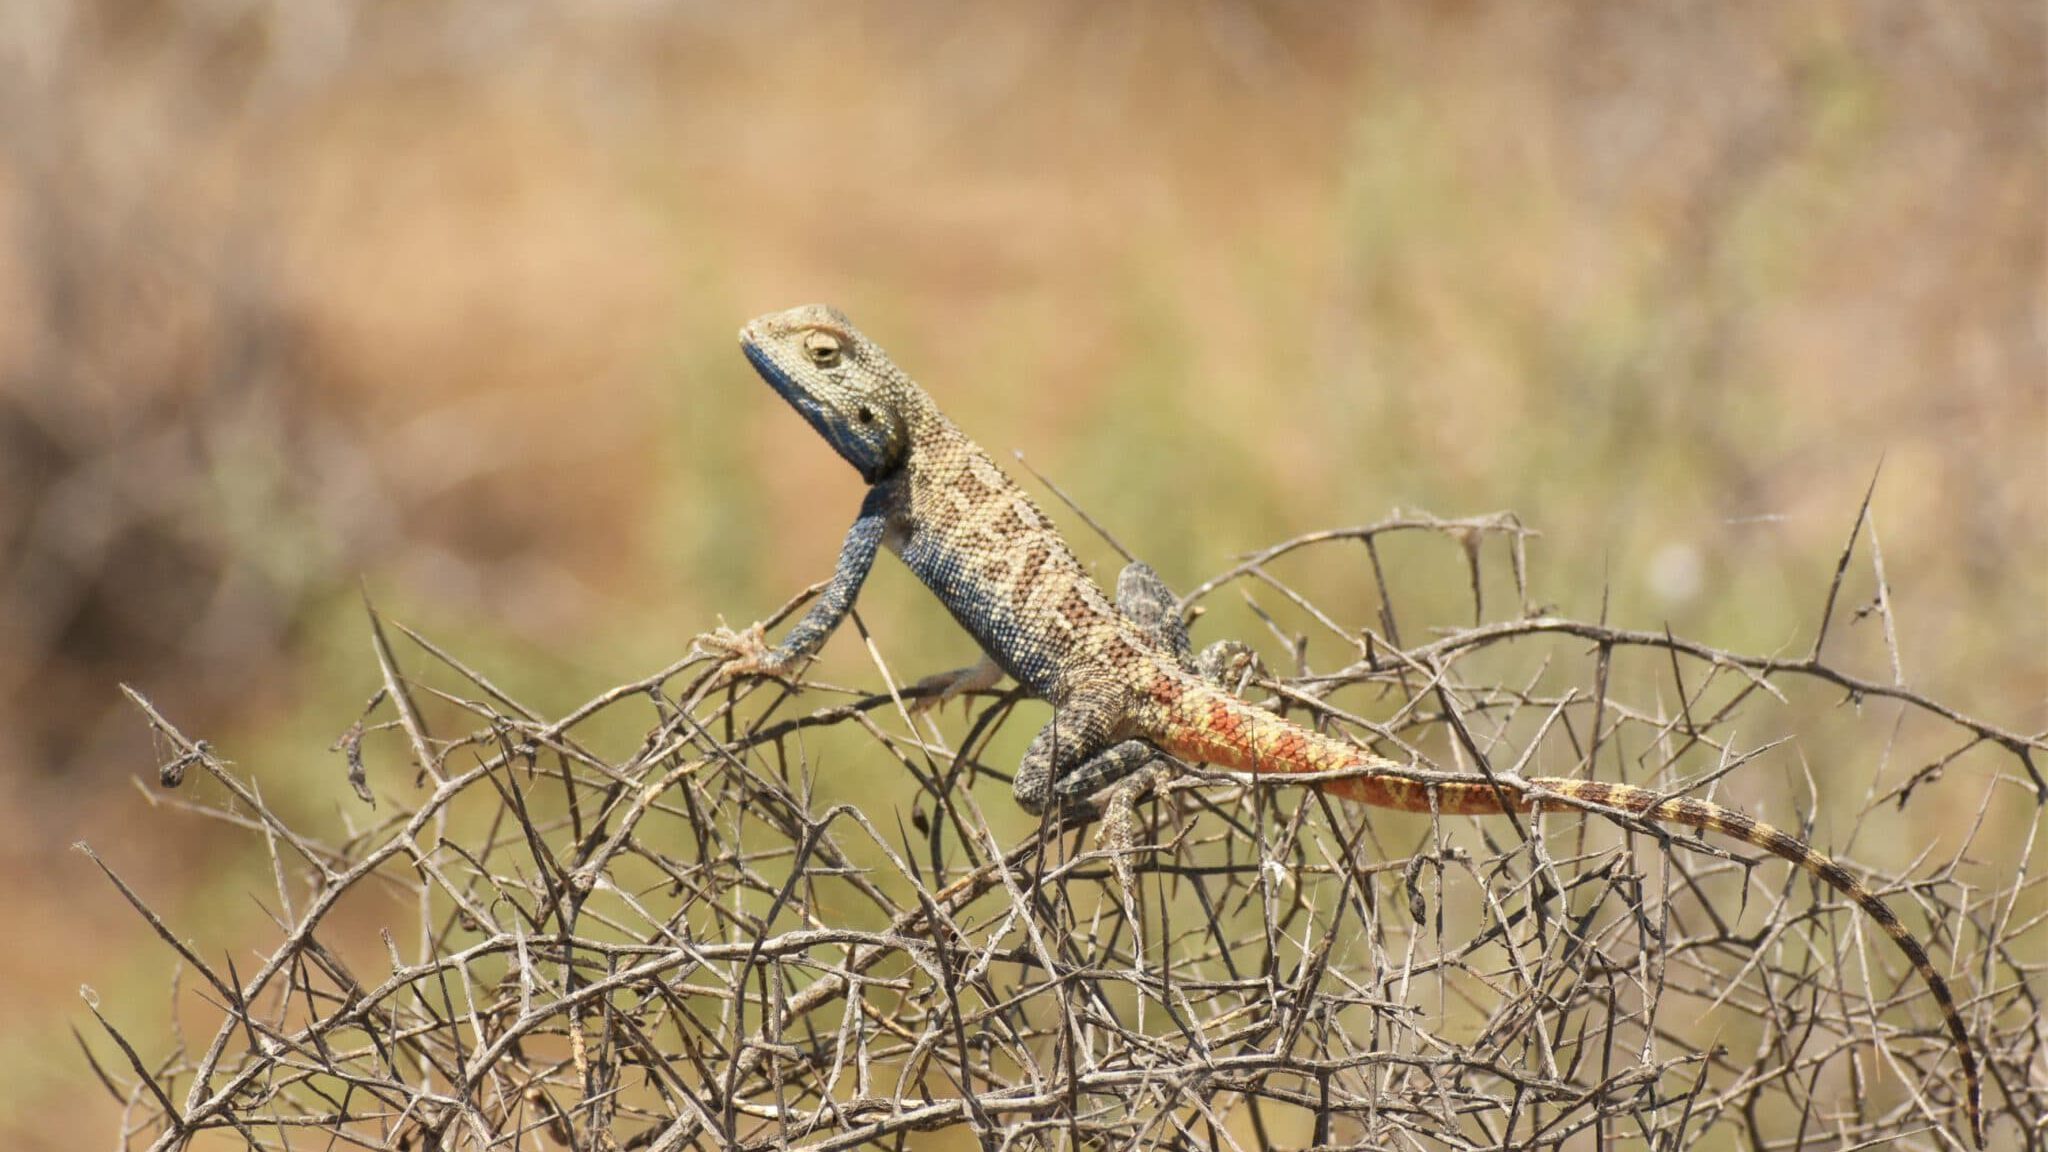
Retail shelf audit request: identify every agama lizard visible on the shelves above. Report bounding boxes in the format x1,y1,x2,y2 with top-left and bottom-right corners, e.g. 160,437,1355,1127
699,304,1983,1145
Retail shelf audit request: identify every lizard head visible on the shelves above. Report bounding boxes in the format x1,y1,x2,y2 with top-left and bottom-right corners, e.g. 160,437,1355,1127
739,305,913,483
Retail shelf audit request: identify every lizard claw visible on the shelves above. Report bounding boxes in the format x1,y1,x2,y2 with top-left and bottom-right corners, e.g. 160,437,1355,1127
694,622,786,687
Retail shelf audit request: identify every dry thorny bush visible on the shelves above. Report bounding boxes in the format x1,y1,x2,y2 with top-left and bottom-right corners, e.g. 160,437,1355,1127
85,506,2042,1151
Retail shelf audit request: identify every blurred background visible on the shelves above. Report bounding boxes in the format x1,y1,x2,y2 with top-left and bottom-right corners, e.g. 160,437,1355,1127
3,2,2041,1145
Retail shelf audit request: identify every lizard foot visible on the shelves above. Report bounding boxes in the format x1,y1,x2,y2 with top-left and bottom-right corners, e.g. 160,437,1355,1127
1095,768,1160,938
1194,640,1262,689
906,654,1004,714
694,622,787,687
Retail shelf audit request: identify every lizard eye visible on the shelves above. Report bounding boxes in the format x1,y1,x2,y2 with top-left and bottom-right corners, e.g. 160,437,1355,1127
856,405,874,424
803,331,843,368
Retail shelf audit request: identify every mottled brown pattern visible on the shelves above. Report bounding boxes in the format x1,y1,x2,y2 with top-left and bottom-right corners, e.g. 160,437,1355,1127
727,305,1981,1145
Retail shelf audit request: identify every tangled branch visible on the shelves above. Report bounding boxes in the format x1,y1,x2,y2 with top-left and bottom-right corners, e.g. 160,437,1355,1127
87,511,2042,1150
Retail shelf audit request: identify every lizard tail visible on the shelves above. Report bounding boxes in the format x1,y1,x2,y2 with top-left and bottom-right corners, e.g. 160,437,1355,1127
1151,677,1984,1146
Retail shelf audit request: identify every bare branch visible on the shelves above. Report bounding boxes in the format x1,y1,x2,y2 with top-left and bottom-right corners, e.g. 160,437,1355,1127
92,514,2032,1150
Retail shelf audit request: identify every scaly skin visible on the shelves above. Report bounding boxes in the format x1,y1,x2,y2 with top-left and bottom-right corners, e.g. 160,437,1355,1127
706,304,1982,1146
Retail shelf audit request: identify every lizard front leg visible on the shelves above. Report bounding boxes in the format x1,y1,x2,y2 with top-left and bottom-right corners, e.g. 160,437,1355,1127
698,480,899,684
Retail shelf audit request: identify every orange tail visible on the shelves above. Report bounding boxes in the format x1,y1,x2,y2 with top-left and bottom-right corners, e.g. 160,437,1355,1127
1148,676,1983,1146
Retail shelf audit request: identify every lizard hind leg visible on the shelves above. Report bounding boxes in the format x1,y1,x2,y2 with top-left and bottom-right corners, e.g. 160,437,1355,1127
1050,739,1160,801
1119,559,1262,690
1193,639,1260,691
1011,685,1162,924
1012,681,1152,814
1115,561,1193,660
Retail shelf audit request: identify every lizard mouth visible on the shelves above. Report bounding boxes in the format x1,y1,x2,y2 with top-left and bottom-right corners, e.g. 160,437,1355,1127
740,339,883,480
741,340,819,413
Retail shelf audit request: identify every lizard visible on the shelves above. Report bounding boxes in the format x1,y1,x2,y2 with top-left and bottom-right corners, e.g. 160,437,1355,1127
697,303,1983,1146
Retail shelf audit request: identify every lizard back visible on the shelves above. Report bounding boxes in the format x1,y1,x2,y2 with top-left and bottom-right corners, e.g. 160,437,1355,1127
891,413,1160,703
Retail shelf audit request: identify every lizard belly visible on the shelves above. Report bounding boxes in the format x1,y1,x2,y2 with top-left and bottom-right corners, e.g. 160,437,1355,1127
892,528,1068,698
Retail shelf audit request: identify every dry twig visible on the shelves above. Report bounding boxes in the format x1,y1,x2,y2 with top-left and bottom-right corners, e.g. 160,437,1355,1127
91,513,2041,1150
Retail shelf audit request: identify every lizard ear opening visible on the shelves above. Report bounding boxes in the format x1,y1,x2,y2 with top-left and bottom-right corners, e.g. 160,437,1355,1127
859,404,911,480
